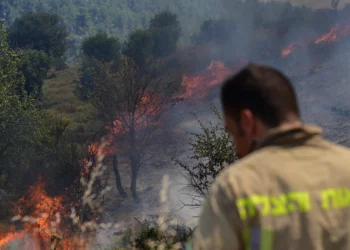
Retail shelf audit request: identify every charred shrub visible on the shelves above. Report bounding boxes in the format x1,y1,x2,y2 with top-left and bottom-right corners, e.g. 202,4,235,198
119,218,193,250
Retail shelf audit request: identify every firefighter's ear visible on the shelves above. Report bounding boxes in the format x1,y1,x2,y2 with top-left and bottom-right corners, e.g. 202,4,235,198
240,109,255,136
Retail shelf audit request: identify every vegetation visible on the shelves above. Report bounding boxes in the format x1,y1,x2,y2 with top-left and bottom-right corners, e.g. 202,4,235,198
123,29,155,68
5,12,69,97
0,21,49,192
174,107,237,206
81,32,121,63
1,0,221,38
192,19,237,45
90,57,179,201
0,19,102,226
2,0,350,248
8,12,67,59
20,49,51,98
117,218,193,250
76,32,121,100
149,11,181,57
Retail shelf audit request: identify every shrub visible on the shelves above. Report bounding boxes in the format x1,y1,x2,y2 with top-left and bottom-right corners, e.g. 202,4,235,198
173,106,237,206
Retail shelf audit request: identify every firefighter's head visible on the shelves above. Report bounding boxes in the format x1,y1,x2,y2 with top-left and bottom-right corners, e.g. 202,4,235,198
221,63,301,159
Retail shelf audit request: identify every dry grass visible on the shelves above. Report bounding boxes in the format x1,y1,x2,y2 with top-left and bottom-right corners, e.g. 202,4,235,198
42,65,96,129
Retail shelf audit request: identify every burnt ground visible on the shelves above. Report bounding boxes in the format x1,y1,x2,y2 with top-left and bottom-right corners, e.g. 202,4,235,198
94,102,211,247
92,47,350,247
286,48,350,146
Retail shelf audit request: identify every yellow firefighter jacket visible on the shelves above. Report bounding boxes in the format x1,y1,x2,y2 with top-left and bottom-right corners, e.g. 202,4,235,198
187,125,350,250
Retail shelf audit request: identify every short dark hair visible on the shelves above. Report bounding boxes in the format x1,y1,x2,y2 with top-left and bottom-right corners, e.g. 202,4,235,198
221,63,300,127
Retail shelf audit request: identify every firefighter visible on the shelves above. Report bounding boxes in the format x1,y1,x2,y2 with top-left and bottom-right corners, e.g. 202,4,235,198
186,63,350,250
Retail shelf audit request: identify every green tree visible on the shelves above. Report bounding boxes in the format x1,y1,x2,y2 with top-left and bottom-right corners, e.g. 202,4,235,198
149,11,181,57
76,33,121,100
123,29,155,68
192,19,236,45
0,22,49,191
8,12,68,58
82,32,121,62
19,49,51,98
75,58,102,100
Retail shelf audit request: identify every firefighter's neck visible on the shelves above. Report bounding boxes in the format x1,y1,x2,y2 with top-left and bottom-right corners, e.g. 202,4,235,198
255,115,302,140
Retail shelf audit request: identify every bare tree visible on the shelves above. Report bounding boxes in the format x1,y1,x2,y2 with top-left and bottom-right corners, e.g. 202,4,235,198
91,57,179,202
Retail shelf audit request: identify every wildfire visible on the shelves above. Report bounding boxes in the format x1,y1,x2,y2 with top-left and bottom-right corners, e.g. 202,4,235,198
0,226,25,247
281,42,303,57
179,60,246,100
315,24,350,44
281,24,350,57
0,180,62,248
78,90,166,172
0,180,89,249
15,181,64,237
86,60,240,159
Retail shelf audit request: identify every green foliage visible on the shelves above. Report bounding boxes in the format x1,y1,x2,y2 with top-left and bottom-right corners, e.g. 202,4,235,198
76,32,120,100
75,59,98,101
149,11,181,57
75,58,103,100
123,29,155,68
174,106,237,205
19,49,51,98
192,19,236,45
122,11,180,68
0,22,50,191
82,32,121,62
2,0,221,44
0,21,90,199
8,12,68,58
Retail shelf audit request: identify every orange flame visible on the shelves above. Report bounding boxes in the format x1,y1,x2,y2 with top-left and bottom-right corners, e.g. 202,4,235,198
1,73,173,250
0,180,89,249
84,92,164,158
0,226,25,247
281,24,350,57
179,60,246,100
14,180,64,238
281,42,303,57
86,60,242,159
315,24,350,44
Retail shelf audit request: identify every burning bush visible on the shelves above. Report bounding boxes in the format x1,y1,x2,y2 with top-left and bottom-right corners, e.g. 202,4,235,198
0,141,112,249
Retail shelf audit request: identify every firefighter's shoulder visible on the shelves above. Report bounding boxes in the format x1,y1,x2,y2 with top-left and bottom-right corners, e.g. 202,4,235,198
213,150,270,199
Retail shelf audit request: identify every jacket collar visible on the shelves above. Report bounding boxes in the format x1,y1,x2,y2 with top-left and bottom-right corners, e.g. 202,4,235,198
254,124,323,150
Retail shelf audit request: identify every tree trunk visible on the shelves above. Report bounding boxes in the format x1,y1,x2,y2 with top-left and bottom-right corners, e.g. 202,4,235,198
130,161,140,203
129,121,140,203
112,155,127,198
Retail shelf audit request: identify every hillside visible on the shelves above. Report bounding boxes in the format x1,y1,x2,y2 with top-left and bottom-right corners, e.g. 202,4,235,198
1,0,221,39
43,66,96,130
3,1,350,248
287,0,349,9
3,0,348,42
